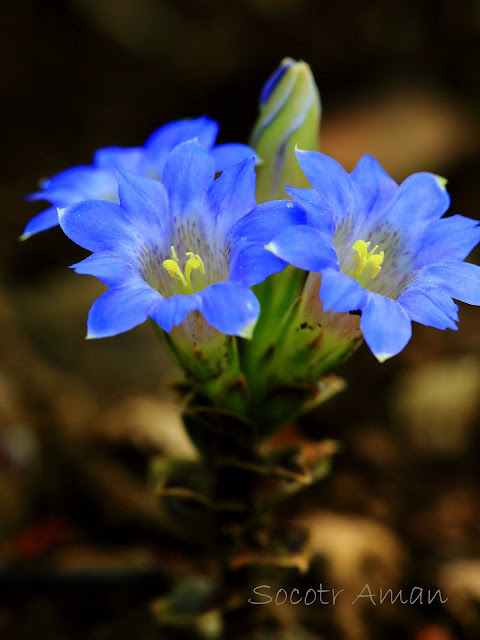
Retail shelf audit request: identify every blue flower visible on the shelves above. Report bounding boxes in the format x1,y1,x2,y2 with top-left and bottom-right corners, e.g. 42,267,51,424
58,140,303,341
266,151,480,361
23,117,257,239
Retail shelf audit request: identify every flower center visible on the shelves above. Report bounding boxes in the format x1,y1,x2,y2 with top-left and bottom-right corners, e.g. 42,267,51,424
162,245,206,294
347,239,385,284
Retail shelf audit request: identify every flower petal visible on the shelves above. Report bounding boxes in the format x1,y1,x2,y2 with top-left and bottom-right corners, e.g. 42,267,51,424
151,282,260,337
21,206,60,238
87,280,162,338
144,117,219,176
227,200,307,285
319,268,367,313
285,186,336,234
59,200,137,255
42,166,118,200
360,292,412,361
27,188,83,206
295,149,357,223
72,253,138,287
415,261,480,305
116,169,170,248
208,158,256,242
418,214,480,265
211,143,259,171
229,244,287,286
380,173,450,233
397,288,458,330
399,278,459,323
93,147,144,172
228,200,307,248
150,294,200,333
161,140,215,215
350,153,398,218
194,281,260,338
266,224,338,272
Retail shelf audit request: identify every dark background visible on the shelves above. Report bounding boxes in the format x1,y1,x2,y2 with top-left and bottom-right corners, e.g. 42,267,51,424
2,1,480,638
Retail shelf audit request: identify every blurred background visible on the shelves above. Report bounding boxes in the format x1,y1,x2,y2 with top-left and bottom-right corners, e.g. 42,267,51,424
2,0,480,638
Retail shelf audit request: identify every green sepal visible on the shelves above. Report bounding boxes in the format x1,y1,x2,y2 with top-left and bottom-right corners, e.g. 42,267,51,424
153,321,248,413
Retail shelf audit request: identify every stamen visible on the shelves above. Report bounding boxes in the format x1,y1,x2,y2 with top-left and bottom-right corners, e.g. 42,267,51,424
351,240,384,279
170,245,179,263
162,246,206,294
163,259,188,289
184,252,206,293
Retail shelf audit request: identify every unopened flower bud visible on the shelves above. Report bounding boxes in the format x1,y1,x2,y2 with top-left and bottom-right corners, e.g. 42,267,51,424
250,58,321,203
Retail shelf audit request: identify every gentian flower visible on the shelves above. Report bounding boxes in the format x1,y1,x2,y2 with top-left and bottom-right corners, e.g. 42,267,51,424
266,151,480,362
58,140,304,377
23,117,257,239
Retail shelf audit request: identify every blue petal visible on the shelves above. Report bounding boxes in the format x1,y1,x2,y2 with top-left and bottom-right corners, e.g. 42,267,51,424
72,253,138,287
360,292,412,361
144,117,219,177
397,288,458,330
40,166,95,190
418,215,480,266
228,200,307,249
285,186,336,234
27,189,83,206
227,201,307,285
350,154,398,218
207,158,256,241
94,147,144,171
147,116,219,150
266,225,338,272
399,279,459,323
415,261,480,305
42,166,118,200
151,282,260,337
295,150,357,224
420,286,459,322
194,281,260,338
21,206,60,238
116,169,169,249
319,269,367,313
151,294,200,333
161,140,215,215
380,173,450,235
211,144,259,171
87,281,162,338
59,200,137,256
229,244,287,286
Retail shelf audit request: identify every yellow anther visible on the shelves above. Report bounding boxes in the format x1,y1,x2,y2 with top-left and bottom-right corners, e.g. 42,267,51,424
162,247,206,294
170,245,179,263
184,252,206,293
351,240,384,280
162,259,188,289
